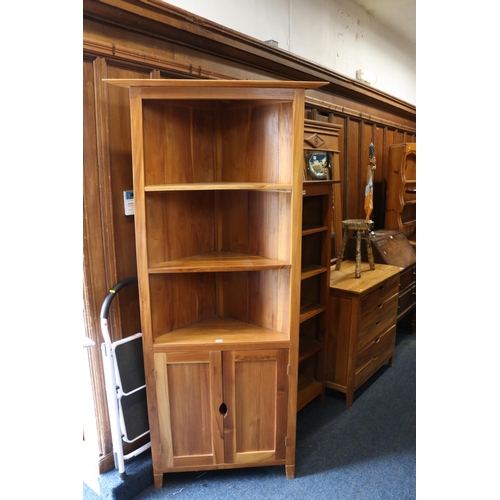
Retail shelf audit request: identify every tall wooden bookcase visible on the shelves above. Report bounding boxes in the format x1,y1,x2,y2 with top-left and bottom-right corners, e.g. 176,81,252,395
104,79,326,488
297,180,333,411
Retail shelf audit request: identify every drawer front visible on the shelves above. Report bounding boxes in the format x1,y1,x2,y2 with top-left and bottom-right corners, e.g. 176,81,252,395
399,265,416,292
354,326,396,390
358,292,398,336
356,325,395,371
360,276,399,315
398,284,416,316
357,304,398,351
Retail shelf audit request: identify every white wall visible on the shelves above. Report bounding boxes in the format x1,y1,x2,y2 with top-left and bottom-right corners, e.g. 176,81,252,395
163,0,416,105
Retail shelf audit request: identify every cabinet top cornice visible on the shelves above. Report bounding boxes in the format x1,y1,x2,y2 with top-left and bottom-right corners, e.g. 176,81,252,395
103,78,328,89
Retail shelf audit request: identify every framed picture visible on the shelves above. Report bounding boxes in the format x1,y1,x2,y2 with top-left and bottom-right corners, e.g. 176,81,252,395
304,151,331,180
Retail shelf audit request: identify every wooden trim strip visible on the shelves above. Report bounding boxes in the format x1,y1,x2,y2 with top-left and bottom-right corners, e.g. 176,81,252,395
83,38,233,80
305,97,416,134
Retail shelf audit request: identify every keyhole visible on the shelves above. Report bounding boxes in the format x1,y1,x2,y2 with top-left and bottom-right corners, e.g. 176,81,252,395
219,403,228,418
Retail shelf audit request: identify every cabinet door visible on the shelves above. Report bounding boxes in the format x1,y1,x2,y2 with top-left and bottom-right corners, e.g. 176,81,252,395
154,351,225,469
222,349,288,465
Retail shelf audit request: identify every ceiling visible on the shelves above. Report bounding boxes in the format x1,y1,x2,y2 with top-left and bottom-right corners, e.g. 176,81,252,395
352,0,416,44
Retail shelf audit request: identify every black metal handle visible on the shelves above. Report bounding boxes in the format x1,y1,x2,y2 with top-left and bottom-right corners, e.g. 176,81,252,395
100,277,138,320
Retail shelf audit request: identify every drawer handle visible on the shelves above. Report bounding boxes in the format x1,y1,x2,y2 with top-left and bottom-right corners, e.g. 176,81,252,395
374,337,381,344
378,303,383,309
375,321,381,326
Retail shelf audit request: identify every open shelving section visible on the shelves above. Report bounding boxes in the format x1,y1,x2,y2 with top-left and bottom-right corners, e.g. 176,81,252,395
297,180,333,411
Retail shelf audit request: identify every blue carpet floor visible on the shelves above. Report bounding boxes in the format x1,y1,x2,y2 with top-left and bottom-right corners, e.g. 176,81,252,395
84,328,415,500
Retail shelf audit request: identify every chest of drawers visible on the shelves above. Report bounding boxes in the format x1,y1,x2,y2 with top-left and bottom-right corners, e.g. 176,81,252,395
326,260,400,407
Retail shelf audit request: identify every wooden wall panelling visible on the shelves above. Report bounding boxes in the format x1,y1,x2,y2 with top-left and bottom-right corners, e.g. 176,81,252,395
83,56,162,472
328,113,345,258
346,118,361,221
360,121,374,220
372,124,386,229
83,57,112,463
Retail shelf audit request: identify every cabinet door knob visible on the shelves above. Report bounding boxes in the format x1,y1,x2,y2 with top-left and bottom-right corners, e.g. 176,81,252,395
219,403,228,417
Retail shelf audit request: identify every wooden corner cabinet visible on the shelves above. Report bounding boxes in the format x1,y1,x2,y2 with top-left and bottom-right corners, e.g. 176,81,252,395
326,261,400,407
298,180,333,411
103,79,326,488
384,143,416,247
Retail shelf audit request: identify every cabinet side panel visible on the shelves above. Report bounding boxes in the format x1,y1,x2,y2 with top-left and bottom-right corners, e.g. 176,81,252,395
326,295,352,387
403,153,416,185
248,270,290,334
150,274,216,336
146,191,215,263
218,191,291,262
216,272,249,322
249,191,291,262
142,102,215,184
278,102,293,185
219,105,278,183
245,104,280,183
218,191,249,254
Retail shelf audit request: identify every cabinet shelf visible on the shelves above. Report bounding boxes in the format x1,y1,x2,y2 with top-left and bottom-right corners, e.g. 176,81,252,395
302,225,328,236
153,317,289,350
299,340,324,363
145,182,293,192
301,265,327,280
297,374,323,411
299,303,326,323
149,252,291,273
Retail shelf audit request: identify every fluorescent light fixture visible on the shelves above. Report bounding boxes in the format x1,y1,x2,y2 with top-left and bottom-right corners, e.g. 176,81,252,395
356,69,377,85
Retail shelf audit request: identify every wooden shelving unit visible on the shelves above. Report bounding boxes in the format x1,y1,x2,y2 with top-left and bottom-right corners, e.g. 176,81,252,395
104,78,326,488
384,143,416,247
303,119,342,258
297,181,333,411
